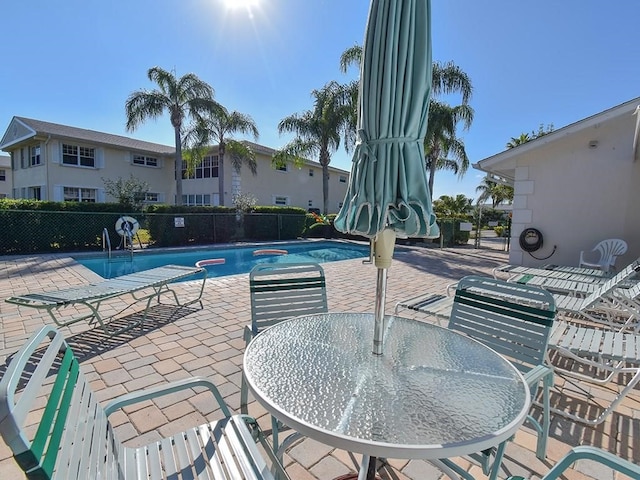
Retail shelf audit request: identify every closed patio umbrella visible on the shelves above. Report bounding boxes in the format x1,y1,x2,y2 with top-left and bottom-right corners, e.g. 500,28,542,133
334,0,439,356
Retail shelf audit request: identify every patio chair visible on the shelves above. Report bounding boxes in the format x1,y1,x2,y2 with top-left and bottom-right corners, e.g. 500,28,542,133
546,320,640,425
578,238,627,273
551,260,640,329
240,263,328,452
440,275,556,480
5,264,207,337
0,326,290,480
506,445,640,480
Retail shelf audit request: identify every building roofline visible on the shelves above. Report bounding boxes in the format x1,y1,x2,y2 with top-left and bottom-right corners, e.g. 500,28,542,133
473,96,640,171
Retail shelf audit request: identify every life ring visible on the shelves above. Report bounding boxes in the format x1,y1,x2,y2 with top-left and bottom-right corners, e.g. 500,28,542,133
253,249,288,256
115,216,140,237
195,258,226,268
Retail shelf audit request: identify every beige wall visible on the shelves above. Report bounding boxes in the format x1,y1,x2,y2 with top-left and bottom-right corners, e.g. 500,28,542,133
9,137,175,202
508,113,640,268
181,150,350,212
7,132,350,210
0,155,11,198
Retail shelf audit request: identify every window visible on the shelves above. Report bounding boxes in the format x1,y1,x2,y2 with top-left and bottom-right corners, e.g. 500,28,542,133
0,194,6,199
308,200,313,207
28,186,42,201
0,169,5,181
181,193,212,206
62,144,95,167
339,175,347,183
276,164,288,172
183,155,218,179
20,148,26,169
309,169,314,177
30,145,41,166
274,196,289,206
63,187,96,202
133,154,158,167
145,192,159,202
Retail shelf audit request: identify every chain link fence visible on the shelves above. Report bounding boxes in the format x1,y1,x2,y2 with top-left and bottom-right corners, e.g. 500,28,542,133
0,210,307,255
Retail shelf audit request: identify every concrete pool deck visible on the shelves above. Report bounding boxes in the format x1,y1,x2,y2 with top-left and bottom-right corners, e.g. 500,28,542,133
0,243,638,479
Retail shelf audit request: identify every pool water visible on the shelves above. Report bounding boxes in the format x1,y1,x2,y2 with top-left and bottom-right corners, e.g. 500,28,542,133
74,241,369,279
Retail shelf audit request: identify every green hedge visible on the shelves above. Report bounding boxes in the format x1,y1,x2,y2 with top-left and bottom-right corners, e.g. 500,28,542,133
0,200,310,254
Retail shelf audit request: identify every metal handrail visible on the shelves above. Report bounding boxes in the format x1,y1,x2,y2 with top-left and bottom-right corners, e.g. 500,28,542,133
102,228,111,260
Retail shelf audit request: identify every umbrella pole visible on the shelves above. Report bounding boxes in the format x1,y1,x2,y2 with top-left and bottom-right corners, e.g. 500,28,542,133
372,229,396,355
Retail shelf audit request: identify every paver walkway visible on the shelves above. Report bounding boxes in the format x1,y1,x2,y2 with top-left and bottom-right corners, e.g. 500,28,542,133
0,242,637,479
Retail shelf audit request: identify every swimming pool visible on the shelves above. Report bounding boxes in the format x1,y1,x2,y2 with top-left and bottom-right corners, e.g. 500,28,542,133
74,241,370,279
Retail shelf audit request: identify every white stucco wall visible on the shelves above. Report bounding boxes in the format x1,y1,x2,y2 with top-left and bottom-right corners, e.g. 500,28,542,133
507,112,640,268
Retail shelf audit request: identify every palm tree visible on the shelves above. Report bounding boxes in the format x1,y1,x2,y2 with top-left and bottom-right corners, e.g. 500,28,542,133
125,66,222,205
475,177,514,208
424,100,473,198
183,108,259,205
506,133,531,149
339,46,474,194
340,47,472,103
276,81,352,214
432,194,473,218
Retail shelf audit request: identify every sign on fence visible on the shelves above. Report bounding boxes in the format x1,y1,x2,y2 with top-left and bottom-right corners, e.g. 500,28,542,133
174,217,185,228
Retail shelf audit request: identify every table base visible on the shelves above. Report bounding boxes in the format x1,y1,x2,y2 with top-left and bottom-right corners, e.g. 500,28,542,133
333,475,382,480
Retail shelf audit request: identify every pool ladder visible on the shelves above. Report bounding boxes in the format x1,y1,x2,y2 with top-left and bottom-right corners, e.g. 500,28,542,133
102,227,133,261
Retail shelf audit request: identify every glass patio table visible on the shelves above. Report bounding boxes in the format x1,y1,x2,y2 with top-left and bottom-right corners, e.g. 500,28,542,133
243,312,530,480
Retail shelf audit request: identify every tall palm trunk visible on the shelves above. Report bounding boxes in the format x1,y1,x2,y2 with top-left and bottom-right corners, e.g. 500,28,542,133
174,126,183,205
218,141,226,206
427,146,440,200
320,148,330,214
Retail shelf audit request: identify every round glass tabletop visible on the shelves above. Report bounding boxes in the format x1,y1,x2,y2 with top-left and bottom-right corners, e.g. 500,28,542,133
243,312,530,460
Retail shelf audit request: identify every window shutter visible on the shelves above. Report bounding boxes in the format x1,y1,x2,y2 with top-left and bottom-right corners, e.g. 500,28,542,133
53,185,63,202
97,188,106,202
50,141,60,164
96,148,105,168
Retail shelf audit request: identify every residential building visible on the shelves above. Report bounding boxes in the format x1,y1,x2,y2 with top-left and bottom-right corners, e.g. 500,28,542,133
0,155,11,198
473,97,640,268
0,117,350,212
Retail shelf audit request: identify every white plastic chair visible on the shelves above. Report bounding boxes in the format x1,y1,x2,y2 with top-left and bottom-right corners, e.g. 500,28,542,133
579,239,627,273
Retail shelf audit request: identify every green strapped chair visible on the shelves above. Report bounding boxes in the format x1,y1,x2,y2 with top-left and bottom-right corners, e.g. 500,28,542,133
441,275,556,480
240,262,328,453
0,326,290,480
507,445,640,480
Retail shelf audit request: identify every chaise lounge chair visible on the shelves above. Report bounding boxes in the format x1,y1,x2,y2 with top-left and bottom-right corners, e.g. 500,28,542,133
5,264,207,336
0,326,289,479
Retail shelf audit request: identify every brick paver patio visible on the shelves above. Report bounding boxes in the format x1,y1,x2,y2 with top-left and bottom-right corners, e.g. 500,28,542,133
0,241,638,479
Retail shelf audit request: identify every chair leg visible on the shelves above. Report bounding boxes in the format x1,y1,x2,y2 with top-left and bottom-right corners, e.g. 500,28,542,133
240,326,253,415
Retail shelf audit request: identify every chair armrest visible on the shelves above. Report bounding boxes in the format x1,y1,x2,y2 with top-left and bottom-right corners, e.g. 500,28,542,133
506,446,640,480
523,364,553,388
104,376,232,417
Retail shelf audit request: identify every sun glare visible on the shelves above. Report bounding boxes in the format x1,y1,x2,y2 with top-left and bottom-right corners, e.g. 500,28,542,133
223,0,259,10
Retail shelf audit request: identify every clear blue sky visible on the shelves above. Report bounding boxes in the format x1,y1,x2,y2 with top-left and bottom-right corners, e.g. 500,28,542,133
2,0,639,201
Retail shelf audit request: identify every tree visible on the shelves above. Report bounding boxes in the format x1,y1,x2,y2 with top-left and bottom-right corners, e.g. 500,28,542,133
125,66,222,205
183,108,259,205
506,124,554,149
475,177,514,208
339,46,473,104
506,133,531,149
339,46,474,196
424,100,473,198
102,174,149,211
432,194,473,218
276,81,352,214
